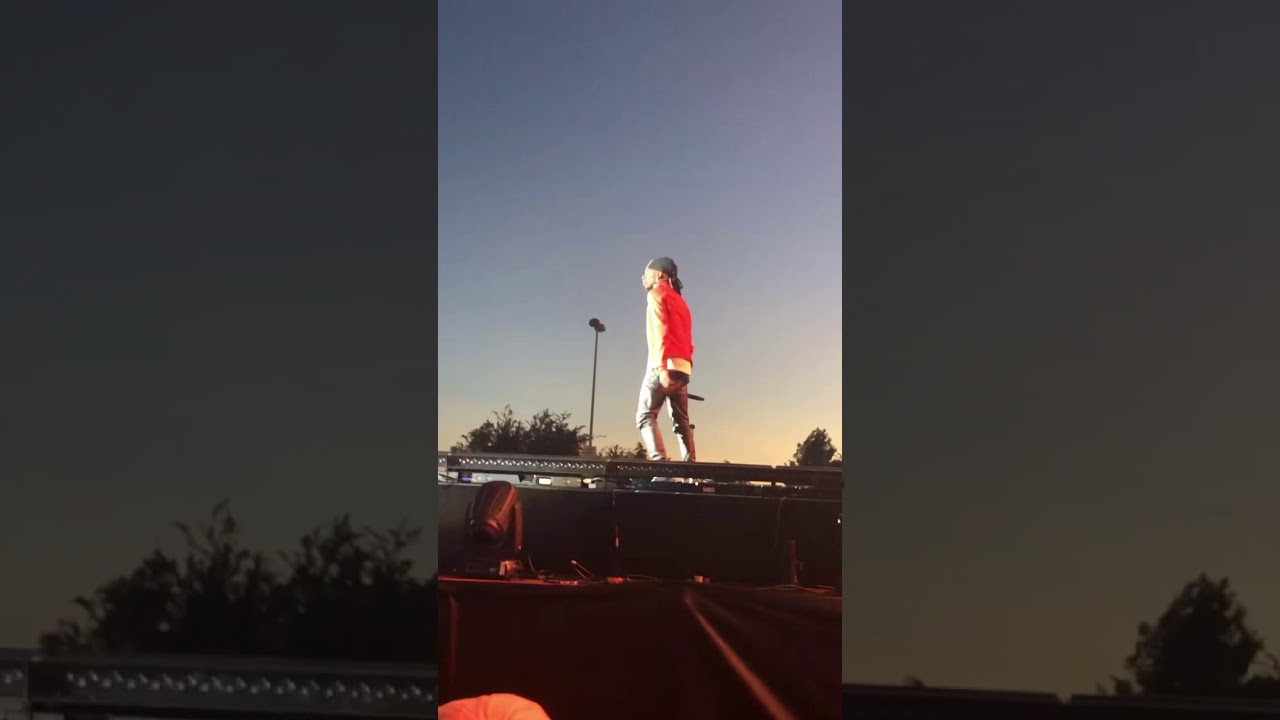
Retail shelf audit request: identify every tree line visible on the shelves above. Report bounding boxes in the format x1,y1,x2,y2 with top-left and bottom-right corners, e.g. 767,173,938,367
449,406,843,467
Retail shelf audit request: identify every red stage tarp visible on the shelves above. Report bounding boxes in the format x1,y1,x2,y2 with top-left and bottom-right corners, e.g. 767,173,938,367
438,577,840,720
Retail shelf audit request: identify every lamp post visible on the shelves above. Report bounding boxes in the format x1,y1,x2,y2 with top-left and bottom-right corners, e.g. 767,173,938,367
587,318,605,452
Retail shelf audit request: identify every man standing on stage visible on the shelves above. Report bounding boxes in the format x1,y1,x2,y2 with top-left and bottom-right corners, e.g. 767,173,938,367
637,256,696,464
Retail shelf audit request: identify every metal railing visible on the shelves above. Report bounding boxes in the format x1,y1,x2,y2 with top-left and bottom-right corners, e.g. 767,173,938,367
0,648,436,719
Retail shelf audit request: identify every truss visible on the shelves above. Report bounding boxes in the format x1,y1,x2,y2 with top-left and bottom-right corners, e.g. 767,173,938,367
438,451,842,493
0,648,436,718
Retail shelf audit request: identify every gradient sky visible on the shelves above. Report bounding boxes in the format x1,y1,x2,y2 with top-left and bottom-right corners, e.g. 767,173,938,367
438,1,842,466
0,2,433,647
848,0,1280,694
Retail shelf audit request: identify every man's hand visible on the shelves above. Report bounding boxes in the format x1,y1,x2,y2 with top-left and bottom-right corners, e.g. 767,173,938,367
658,369,680,392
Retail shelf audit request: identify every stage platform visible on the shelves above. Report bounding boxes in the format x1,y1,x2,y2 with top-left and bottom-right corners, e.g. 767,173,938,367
438,480,842,588
438,577,840,720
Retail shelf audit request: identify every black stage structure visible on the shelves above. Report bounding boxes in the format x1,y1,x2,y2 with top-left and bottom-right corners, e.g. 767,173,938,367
437,451,842,720
437,452,841,587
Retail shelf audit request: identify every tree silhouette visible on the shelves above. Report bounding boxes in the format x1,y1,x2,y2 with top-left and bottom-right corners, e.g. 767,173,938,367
450,406,526,454
451,406,588,456
1108,574,1279,697
601,442,646,459
787,428,842,467
40,502,435,663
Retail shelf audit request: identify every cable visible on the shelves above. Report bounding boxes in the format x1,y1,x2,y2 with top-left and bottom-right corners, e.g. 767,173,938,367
610,487,620,577
759,583,840,595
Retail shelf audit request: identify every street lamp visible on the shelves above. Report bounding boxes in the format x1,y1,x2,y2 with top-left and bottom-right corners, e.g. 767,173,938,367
587,318,605,452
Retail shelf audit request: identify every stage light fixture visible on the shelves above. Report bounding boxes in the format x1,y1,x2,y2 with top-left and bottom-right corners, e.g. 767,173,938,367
460,480,525,579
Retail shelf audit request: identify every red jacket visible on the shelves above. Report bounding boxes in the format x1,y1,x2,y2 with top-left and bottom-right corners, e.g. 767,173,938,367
646,283,693,375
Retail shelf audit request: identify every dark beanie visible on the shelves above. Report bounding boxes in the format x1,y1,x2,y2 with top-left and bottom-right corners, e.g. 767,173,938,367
646,257,684,294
